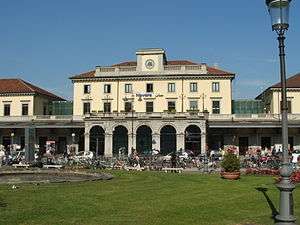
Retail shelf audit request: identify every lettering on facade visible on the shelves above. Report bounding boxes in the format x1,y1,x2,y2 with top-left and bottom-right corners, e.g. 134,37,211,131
136,93,152,98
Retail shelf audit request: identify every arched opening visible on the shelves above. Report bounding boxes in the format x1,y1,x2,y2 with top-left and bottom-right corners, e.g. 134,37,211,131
89,126,105,156
113,125,128,156
160,125,177,155
136,125,152,155
185,125,201,156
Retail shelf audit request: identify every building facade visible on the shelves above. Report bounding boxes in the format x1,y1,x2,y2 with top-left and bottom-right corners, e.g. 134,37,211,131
257,73,300,114
1,50,300,159
0,79,82,155
70,48,235,156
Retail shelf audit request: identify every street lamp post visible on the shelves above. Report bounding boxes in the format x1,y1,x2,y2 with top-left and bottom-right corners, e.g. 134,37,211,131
265,1,296,224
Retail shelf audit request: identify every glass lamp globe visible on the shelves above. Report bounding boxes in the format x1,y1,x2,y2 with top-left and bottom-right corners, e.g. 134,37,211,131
266,0,291,31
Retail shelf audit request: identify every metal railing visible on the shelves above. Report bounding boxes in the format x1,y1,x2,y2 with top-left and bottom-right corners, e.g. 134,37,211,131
1,113,300,122
0,115,84,122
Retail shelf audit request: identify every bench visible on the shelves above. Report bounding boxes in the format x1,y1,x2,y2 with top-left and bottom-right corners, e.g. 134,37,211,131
12,164,30,169
43,165,64,169
124,166,144,171
162,167,183,173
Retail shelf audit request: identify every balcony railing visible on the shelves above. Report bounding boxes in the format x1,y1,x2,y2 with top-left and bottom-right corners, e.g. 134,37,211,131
1,113,300,123
208,113,300,121
0,115,84,122
86,111,207,119
94,64,208,77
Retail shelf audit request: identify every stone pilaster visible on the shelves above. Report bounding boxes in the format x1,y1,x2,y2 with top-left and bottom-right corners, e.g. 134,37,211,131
128,133,136,156
152,133,160,151
84,131,90,153
104,133,113,157
201,132,207,154
177,133,185,151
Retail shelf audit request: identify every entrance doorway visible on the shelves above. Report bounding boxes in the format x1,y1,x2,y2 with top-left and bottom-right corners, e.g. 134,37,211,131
136,125,152,155
39,137,47,155
261,137,271,150
90,126,105,156
160,125,177,155
185,125,201,156
238,137,249,155
113,126,128,156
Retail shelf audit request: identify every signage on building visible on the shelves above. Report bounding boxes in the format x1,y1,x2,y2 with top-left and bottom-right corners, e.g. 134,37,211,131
136,93,152,98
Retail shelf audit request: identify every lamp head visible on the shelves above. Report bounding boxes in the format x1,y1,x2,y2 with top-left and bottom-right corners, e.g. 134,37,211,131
266,0,292,32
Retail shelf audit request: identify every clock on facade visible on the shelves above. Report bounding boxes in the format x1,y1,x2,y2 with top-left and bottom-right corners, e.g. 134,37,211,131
145,59,155,69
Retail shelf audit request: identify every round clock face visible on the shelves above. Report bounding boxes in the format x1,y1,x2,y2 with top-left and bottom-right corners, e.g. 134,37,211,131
145,59,155,69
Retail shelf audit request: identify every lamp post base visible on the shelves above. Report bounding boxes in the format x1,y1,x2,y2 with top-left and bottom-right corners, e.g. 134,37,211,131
275,176,296,225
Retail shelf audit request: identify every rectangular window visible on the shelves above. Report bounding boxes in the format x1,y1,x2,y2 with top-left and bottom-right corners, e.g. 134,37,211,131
83,102,90,114
84,84,91,94
125,102,133,112
168,83,176,92
212,100,220,114
168,101,176,112
104,84,111,93
125,84,132,93
4,104,10,116
146,102,153,113
212,82,220,92
103,102,111,113
190,83,198,92
22,104,29,116
146,83,153,93
189,101,198,110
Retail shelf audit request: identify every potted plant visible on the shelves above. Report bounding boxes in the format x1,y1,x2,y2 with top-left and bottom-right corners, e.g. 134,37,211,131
220,151,241,180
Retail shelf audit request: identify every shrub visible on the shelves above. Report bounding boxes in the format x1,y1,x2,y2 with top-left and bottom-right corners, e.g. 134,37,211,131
221,152,240,172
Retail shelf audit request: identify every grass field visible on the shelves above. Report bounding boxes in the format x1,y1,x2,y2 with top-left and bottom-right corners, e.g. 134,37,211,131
0,171,299,225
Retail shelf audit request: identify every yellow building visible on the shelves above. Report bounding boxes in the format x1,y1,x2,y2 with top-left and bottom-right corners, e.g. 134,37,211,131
257,73,300,114
70,49,235,156
0,79,64,116
71,48,235,116
0,78,73,155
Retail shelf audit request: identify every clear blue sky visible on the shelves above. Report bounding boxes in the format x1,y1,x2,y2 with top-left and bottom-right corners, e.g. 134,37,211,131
0,0,299,100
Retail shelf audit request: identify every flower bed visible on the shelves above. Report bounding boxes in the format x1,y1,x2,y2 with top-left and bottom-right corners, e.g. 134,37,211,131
291,170,300,183
245,168,279,176
246,168,300,184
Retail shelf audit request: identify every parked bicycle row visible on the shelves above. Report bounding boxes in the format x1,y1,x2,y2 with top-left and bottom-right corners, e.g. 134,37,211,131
0,145,299,171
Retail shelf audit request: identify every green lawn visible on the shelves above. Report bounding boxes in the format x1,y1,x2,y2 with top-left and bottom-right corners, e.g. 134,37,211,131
0,171,299,225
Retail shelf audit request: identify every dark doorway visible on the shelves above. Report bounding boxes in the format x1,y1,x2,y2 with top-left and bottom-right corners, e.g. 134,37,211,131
208,134,224,151
185,125,201,156
90,126,105,156
39,136,47,155
136,125,152,155
238,137,249,155
261,137,271,150
57,137,67,154
2,136,11,150
20,136,25,150
113,126,128,156
160,125,177,155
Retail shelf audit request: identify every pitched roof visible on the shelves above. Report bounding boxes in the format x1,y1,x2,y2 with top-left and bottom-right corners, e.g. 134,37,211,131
271,73,300,88
70,60,234,79
111,60,199,67
206,66,234,75
0,79,65,100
